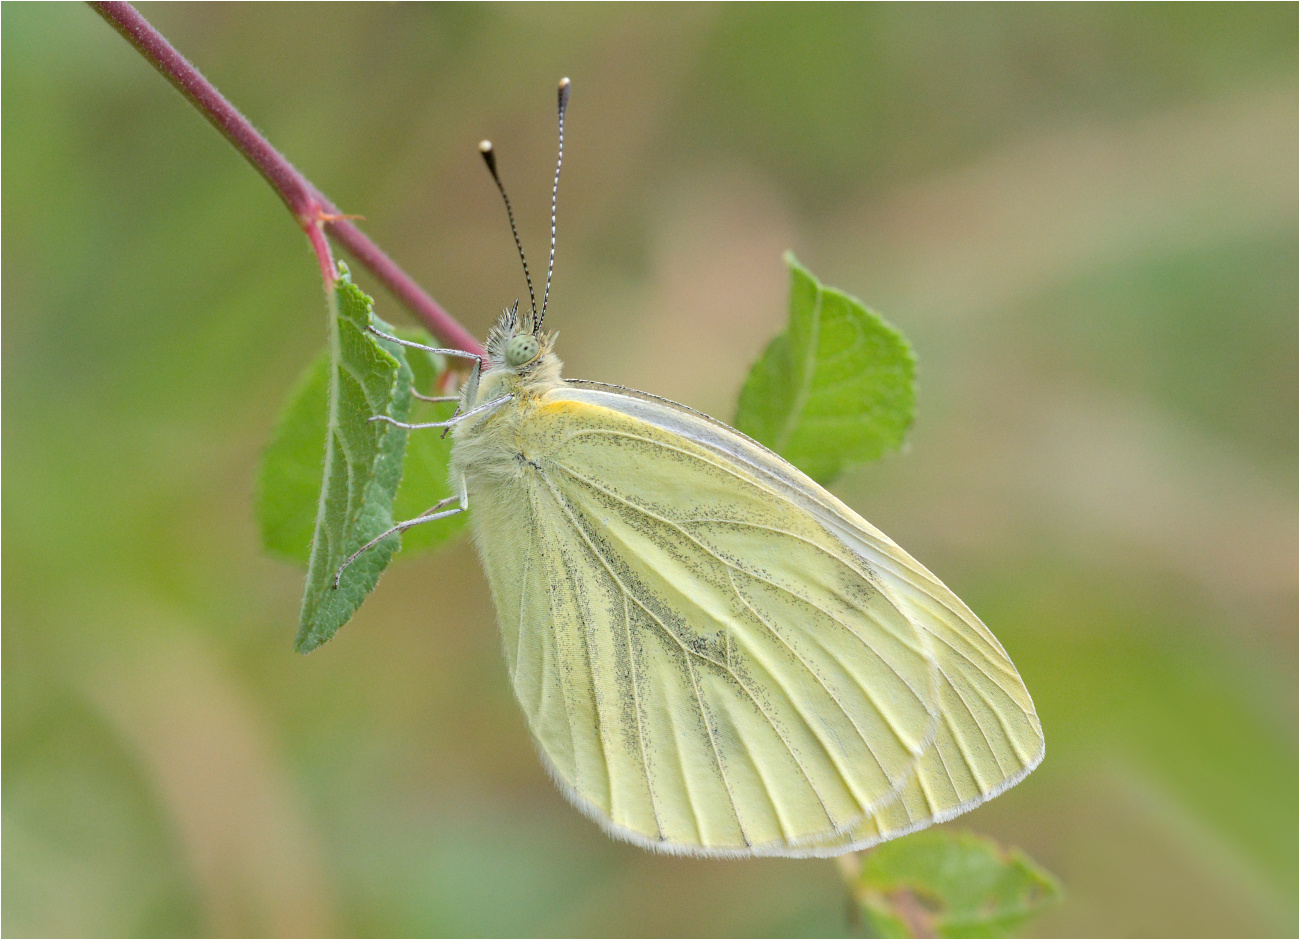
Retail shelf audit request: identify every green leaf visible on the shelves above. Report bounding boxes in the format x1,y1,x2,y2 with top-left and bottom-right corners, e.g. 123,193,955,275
734,253,915,485
390,342,467,554
256,337,464,566
294,268,414,653
848,830,1062,939
256,351,331,565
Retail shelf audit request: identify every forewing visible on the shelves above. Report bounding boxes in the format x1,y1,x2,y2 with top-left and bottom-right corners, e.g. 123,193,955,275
491,391,941,857
544,382,1044,856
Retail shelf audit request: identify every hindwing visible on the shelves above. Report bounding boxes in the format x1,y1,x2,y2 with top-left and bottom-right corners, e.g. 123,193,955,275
466,380,1042,857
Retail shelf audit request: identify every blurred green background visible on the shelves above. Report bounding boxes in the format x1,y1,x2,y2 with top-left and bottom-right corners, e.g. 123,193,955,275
4,3,1296,936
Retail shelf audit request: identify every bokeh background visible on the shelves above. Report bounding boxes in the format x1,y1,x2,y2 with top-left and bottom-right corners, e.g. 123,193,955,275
4,3,1296,936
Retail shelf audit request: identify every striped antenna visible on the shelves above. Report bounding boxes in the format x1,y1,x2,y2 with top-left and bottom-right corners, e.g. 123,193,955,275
479,139,538,321
540,77,570,329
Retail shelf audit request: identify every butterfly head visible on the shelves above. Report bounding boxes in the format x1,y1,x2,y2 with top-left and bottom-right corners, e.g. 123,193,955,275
477,79,571,390
505,333,539,367
485,299,561,384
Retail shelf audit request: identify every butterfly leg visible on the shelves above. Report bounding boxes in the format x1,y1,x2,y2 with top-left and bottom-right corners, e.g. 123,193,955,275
331,478,469,589
370,323,480,400
366,325,484,364
369,393,511,431
412,387,462,437
369,322,482,410
417,389,465,440
438,354,484,438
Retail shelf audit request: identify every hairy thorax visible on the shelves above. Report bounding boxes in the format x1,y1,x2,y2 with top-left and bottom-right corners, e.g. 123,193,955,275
450,348,566,491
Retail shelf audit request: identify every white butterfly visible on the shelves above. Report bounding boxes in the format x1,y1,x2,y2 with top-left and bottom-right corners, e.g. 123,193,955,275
346,79,1042,857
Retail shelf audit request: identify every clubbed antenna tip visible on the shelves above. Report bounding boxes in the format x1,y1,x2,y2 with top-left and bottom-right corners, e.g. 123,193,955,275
478,138,537,320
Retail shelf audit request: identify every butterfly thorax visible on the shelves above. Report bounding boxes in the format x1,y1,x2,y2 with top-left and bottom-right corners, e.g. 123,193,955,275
460,304,563,409
450,305,564,485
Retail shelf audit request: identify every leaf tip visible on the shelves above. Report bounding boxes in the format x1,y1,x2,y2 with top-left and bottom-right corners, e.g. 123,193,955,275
293,627,322,655
782,250,816,283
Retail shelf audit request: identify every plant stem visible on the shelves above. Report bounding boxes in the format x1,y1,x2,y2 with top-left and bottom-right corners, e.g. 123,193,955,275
89,1,486,359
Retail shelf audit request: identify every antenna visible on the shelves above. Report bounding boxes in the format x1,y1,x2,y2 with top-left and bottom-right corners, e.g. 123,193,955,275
479,139,538,321
540,77,570,329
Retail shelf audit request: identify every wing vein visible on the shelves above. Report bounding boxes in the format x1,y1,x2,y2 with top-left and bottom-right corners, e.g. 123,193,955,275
536,473,741,841
538,512,581,786
661,662,705,842
687,656,754,847
514,553,530,679
820,520,1017,673
540,469,861,835
622,591,666,840
550,429,994,695
935,685,991,794
926,628,1035,767
569,422,1012,678
575,551,617,809
554,462,935,748
726,567,891,813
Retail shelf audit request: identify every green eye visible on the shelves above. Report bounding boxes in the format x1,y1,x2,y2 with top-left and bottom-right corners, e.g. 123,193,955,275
505,334,540,366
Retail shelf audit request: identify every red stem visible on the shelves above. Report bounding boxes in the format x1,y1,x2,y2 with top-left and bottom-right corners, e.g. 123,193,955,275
89,1,486,360
304,223,335,286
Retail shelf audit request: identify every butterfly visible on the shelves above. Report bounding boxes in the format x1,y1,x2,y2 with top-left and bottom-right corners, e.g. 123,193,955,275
344,78,1043,857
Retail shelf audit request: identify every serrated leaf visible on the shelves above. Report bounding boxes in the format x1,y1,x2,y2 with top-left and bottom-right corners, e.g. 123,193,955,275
294,268,414,653
849,830,1062,939
734,253,915,484
256,336,464,566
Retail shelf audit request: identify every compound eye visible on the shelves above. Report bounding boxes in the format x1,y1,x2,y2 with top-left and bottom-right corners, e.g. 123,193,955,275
505,334,540,366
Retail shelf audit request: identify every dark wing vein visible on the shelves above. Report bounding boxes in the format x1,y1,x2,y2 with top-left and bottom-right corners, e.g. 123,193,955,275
535,472,839,838
926,628,1026,772
534,474,741,838
622,592,666,840
553,460,936,747
539,518,582,787
725,566,896,808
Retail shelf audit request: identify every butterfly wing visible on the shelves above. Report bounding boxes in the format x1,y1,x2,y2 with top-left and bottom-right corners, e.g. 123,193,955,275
798,512,1046,856
466,380,1041,857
